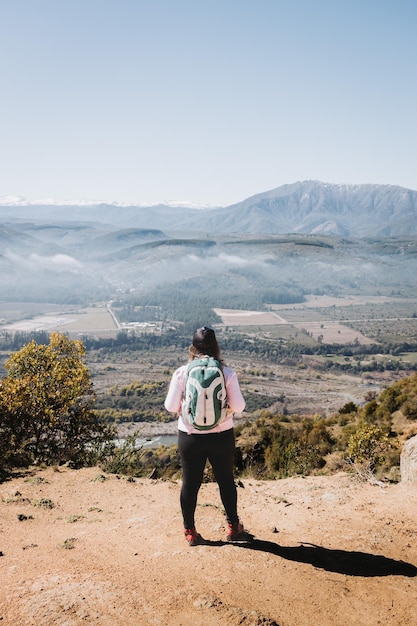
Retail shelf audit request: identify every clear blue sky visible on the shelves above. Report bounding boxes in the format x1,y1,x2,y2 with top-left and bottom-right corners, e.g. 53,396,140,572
1,0,416,206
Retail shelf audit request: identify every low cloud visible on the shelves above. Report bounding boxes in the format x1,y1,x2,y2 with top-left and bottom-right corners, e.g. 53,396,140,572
30,254,82,270
217,253,249,266
5,250,82,272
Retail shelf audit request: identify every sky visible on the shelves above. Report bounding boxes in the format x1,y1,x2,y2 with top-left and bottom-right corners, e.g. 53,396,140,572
1,0,416,207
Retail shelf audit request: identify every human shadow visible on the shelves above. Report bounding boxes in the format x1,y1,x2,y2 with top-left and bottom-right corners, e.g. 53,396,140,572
203,538,417,578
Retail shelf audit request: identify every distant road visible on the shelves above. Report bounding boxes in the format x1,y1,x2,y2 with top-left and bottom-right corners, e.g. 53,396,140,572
107,305,121,329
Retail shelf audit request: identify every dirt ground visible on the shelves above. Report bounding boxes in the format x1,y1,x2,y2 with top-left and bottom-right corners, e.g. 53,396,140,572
1,466,417,626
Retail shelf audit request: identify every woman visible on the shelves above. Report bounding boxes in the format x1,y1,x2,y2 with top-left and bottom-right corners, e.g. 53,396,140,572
164,326,246,546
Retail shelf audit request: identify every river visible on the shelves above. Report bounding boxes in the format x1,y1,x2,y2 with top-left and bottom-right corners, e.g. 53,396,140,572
114,421,179,449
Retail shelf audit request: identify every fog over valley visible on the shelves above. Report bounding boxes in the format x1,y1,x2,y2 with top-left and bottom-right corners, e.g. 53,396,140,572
0,181,417,318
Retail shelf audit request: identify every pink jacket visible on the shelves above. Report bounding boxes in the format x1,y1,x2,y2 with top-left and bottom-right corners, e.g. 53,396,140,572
164,364,246,434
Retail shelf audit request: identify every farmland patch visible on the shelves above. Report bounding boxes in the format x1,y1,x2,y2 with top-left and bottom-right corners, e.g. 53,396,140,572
1,306,118,335
270,294,414,309
214,308,287,325
214,306,375,345
292,320,375,345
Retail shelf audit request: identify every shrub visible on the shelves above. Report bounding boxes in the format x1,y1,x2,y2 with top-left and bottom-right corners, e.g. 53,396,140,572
347,423,392,471
0,333,114,469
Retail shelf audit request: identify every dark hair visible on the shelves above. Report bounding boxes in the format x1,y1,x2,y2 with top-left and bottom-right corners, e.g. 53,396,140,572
189,326,222,361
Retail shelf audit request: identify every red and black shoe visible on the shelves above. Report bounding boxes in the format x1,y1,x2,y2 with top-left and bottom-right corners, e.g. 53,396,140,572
226,521,246,542
184,527,202,546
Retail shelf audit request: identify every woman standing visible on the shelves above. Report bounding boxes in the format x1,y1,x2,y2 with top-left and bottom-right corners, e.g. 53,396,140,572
164,326,247,546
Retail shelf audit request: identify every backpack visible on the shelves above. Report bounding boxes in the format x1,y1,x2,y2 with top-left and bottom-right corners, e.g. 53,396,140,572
181,357,228,430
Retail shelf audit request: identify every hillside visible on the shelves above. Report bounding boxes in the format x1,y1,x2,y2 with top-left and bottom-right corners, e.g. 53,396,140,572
1,181,417,236
1,467,416,625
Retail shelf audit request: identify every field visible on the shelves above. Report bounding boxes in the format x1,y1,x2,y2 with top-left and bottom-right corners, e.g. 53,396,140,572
214,309,287,325
0,302,71,323
215,305,374,345
2,295,417,344
216,295,417,346
0,305,119,338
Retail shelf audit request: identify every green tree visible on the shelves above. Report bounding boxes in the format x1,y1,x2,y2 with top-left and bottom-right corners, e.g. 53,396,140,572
0,332,113,468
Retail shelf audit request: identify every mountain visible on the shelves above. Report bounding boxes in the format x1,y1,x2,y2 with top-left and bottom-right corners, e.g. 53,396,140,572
199,181,417,236
1,181,417,237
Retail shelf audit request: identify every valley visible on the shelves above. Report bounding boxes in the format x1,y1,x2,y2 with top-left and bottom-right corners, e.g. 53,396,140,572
2,294,417,426
1,190,417,450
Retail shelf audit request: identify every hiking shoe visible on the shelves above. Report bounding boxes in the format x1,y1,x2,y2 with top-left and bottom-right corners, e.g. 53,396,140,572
226,521,246,542
184,527,201,546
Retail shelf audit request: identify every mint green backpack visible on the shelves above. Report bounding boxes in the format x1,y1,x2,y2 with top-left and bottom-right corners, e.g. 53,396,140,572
181,357,228,430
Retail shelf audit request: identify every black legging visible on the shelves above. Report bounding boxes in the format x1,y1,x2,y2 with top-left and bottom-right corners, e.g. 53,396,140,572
178,428,238,529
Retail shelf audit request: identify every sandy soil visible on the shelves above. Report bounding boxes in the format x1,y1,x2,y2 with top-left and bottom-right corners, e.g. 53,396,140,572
1,466,417,626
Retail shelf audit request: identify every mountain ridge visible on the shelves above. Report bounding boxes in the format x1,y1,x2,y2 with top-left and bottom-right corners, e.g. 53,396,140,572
1,181,417,237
